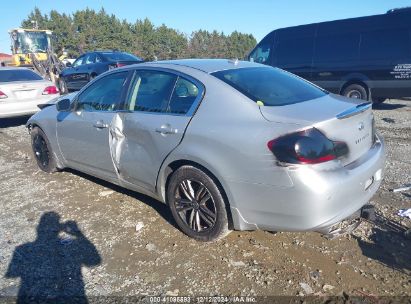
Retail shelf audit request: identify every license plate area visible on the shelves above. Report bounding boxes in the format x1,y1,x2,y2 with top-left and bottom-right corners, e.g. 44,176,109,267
15,90,37,99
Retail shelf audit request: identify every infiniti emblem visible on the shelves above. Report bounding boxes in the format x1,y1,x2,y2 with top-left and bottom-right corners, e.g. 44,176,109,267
358,122,365,131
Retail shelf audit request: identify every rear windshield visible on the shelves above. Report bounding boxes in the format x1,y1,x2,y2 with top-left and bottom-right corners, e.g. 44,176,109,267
100,52,142,62
0,69,43,82
212,67,327,106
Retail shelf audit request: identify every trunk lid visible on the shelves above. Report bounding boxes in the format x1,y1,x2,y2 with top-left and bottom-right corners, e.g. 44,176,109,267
0,80,52,101
260,94,374,165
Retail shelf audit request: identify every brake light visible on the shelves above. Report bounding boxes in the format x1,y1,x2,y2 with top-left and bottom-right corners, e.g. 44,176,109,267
267,128,348,165
109,63,126,69
42,86,59,95
0,90,7,99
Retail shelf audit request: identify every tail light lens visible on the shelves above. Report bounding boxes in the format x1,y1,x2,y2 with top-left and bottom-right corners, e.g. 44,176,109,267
42,86,59,95
267,128,348,165
109,63,126,69
0,90,7,99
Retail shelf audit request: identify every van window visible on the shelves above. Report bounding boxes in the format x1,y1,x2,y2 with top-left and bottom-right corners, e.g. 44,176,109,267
249,41,271,64
277,37,314,66
212,67,326,106
314,33,360,63
360,29,410,60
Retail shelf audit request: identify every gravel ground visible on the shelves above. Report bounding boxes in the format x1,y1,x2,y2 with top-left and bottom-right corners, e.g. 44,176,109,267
0,99,410,300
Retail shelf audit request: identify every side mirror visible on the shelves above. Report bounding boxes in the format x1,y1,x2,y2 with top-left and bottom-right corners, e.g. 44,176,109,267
56,98,71,112
65,61,72,67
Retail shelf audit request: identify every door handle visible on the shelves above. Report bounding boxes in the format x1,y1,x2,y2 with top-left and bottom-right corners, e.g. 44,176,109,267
93,120,109,129
155,125,178,135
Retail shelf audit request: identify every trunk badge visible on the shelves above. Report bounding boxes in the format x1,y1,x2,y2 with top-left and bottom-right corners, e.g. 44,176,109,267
358,122,365,131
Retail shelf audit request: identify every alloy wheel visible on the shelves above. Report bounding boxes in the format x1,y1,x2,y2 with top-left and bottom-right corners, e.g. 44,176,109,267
347,90,362,99
33,135,50,168
174,179,217,232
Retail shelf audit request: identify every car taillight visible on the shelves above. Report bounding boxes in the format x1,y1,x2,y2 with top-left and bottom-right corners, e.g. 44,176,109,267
42,86,59,95
109,63,126,69
267,128,348,165
0,90,7,99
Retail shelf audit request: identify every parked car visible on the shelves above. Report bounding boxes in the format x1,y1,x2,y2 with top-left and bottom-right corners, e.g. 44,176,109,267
27,59,385,241
59,51,142,93
248,7,411,104
0,67,59,118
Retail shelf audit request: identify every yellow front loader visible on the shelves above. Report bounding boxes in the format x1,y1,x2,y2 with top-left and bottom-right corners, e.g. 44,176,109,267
8,28,65,85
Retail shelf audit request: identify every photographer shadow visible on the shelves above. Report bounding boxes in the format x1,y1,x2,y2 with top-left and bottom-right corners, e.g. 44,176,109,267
5,212,101,304
355,213,411,274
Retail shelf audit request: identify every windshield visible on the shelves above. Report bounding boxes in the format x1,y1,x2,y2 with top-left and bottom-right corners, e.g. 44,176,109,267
212,67,327,106
0,69,43,82
15,32,49,53
100,52,142,62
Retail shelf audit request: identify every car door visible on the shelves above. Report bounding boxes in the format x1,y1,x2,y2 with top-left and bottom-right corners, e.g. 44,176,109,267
110,69,204,192
56,71,130,180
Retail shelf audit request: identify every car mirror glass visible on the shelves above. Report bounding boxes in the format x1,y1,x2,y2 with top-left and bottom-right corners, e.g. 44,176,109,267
65,62,72,67
56,98,71,112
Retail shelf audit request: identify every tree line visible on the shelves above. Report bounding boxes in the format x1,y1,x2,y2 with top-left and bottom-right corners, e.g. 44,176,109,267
21,8,257,61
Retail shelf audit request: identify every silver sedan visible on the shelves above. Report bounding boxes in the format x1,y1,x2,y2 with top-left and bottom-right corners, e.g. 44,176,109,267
0,67,60,118
27,59,385,241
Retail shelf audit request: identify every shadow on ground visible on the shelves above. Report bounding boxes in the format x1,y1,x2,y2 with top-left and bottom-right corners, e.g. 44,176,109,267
65,168,179,230
4,212,101,303
356,213,411,274
372,102,407,110
0,116,31,128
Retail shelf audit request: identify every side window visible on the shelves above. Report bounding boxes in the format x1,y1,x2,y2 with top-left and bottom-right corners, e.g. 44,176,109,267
360,29,410,60
76,72,128,112
127,70,177,113
249,41,271,64
72,56,84,67
168,77,199,114
84,53,96,64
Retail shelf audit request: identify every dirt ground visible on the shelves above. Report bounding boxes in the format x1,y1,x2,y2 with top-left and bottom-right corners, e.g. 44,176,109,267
0,99,410,300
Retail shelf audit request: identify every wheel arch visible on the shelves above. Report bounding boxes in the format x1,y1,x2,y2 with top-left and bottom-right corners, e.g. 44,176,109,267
157,158,235,229
26,118,65,169
339,73,373,100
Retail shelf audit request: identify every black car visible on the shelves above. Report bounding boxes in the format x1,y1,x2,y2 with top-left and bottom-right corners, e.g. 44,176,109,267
248,7,411,104
59,51,143,93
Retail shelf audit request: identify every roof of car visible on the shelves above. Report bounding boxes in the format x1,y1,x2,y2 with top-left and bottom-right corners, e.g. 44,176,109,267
149,59,262,73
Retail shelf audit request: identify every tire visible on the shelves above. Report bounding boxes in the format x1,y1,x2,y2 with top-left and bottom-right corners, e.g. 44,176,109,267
342,84,368,100
59,78,68,95
31,127,58,173
167,165,230,242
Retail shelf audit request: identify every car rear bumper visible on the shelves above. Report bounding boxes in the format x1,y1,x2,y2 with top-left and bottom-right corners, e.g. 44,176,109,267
0,96,57,118
228,134,386,232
